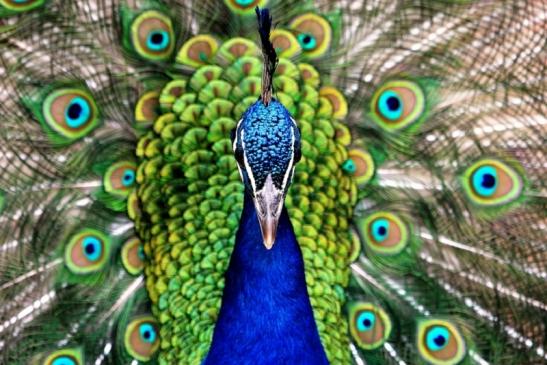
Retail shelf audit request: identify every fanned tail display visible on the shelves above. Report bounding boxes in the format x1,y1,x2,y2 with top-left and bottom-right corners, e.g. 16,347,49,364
0,1,545,364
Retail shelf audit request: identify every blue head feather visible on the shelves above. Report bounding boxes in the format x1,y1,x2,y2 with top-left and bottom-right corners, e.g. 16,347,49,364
233,99,300,194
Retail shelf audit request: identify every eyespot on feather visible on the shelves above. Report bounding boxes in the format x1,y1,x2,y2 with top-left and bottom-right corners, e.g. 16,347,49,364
124,316,160,362
121,237,145,275
176,35,219,68
43,348,83,365
345,149,375,185
64,229,110,274
289,13,332,59
103,161,137,198
349,302,392,350
223,0,268,15
416,319,466,365
370,80,425,131
358,212,409,255
461,159,523,207
42,88,100,141
130,10,175,61
0,0,44,12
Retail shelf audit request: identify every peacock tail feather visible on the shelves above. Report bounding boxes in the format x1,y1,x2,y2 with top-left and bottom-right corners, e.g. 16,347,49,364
0,0,545,364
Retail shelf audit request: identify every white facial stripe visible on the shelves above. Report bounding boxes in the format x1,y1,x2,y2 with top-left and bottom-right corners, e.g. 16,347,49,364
240,129,258,192
290,117,298,129
281,123,296,192
232,118,242,153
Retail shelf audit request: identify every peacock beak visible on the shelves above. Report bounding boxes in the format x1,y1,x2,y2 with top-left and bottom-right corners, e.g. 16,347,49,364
253,175,285,249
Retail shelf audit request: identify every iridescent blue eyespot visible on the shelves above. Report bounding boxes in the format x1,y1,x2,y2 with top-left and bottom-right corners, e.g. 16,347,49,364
471,165,498,197
122,169,136,187
378,90,403,121
139,323,157,343
146,30,170,51
371,218,389,242
356,311,376,332
65,97,91,129
426,326,450,351
342,159,357,174
82,236,102,261
137,245,145,260
297,33,317,50
52,357,76,365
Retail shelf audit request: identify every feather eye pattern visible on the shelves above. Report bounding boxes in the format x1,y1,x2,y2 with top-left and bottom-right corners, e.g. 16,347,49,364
0,0,546,364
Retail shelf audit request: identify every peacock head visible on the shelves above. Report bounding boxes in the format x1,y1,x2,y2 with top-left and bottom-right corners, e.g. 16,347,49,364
232,99,301,249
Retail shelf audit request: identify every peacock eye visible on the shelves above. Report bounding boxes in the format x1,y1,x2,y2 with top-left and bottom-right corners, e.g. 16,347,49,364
358,211,409,255
462,159,523,207
289,13,332,59
223,0,267,15
417,319,466,365
378,90,403,120
0,0,44,12
345,149,375,185
40,88,100,142
146,30,170,51
370,80,425,131
297,33,317,50
64,229,110,274
121,237,145,276
349,302,392,350
426,326,450,351
43,349,82,365
82,236,102,262
356,311,376,331
104,161,137,198
130,10,175,61
51,357,76,365
371,218,389,242
139,323,157,343
124,316,160,361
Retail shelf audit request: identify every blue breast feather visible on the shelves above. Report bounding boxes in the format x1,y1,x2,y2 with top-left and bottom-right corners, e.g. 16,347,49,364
204,193,329,365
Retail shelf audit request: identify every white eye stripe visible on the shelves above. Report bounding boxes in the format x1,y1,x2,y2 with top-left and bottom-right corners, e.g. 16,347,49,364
232,118,243,153
280,121,296,192
240,129,257,192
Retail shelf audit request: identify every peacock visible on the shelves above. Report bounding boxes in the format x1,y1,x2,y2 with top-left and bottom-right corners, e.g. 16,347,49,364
0,0,545,364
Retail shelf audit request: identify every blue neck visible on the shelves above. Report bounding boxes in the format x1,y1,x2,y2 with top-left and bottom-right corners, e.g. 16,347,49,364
204,193,329,365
